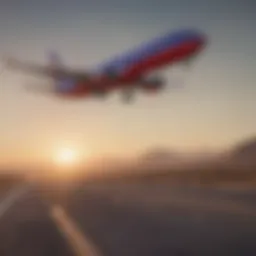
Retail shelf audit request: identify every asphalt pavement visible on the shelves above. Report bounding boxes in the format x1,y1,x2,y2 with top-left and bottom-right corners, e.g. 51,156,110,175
0,181,255,256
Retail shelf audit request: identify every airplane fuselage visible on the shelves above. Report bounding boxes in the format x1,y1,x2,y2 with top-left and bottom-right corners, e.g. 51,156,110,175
57,29,206,99
3,28,207,102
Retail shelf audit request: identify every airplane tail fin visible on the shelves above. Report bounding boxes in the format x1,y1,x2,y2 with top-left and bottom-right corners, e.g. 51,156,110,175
47,50,64,69
47,50,75,93
47,50,64,90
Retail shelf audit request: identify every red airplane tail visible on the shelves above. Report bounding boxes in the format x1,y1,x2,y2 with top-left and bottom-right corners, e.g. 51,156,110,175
47,50,75,93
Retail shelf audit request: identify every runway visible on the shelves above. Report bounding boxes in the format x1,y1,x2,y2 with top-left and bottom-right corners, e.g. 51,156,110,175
0,181,255,256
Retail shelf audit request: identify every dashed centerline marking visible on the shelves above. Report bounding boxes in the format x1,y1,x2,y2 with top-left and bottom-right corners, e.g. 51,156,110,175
51,205,102,256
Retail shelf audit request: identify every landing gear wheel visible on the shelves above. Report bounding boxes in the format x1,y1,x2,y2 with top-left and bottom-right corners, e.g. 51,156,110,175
121,88,135,103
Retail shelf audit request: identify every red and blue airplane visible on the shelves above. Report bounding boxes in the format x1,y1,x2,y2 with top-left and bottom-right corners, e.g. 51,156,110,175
4,28,207,102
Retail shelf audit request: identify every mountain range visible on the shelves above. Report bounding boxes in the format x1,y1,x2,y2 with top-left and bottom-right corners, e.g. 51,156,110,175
137,136,256,170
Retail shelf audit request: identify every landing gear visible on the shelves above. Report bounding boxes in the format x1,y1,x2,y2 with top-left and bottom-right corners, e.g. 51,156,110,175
92,89,108,100
105,68,119,80
121,88,135,103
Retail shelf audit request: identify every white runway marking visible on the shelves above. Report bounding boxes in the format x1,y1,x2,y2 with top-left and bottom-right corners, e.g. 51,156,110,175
51,205,102,256
0,185,29,219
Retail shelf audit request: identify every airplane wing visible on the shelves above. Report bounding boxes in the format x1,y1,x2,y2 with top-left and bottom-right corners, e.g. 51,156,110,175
3,56,92,80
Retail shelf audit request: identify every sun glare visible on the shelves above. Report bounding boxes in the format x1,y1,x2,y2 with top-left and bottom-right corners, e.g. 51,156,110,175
55,148,77,166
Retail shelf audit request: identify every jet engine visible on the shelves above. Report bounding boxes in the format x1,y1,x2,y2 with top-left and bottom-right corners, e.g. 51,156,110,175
140,76,166,93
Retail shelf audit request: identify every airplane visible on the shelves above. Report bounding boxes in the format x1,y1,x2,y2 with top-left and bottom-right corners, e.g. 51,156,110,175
3,28,207,103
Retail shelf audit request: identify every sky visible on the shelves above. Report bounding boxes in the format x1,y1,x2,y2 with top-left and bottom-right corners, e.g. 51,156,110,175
0,0,255,168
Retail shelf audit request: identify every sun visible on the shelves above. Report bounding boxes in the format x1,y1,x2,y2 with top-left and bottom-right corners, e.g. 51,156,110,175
55,147,77,166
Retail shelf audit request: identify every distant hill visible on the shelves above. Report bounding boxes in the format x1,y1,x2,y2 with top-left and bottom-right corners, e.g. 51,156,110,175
228,137,256,168
137,148,186,171
75,137,256,186
137,147,223,170
138,137,256,168
232,137,256,159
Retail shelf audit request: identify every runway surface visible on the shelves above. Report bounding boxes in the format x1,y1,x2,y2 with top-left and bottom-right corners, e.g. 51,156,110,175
0,181,255,256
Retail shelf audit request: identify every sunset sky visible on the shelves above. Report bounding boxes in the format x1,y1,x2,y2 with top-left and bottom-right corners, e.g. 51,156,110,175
0,0,255,168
